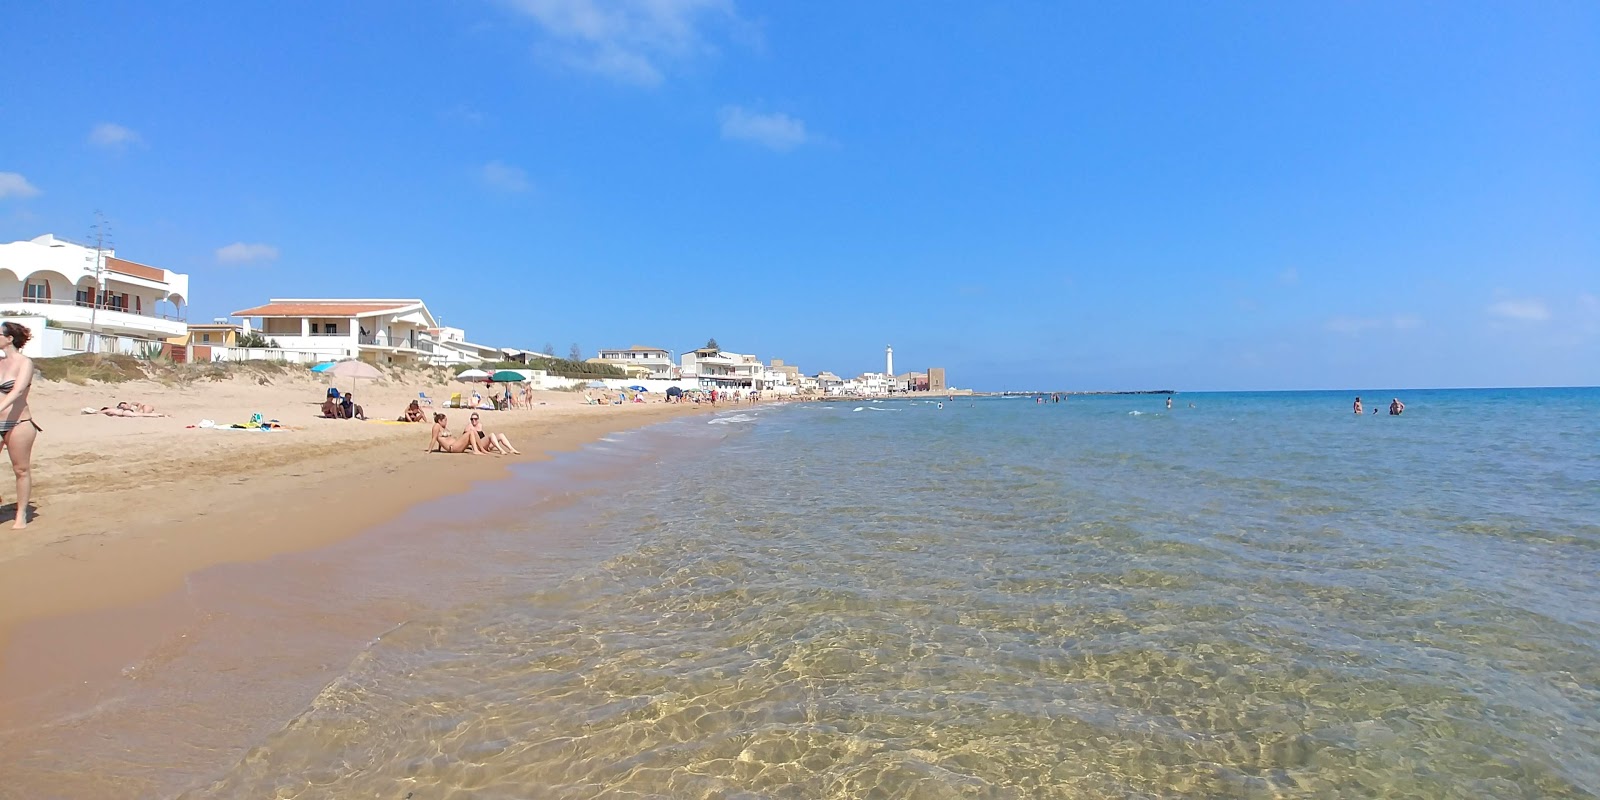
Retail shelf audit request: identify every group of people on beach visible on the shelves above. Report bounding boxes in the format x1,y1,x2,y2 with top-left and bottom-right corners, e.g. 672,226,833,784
1353,396,1404,416
320,388,367,420
425,411,520,455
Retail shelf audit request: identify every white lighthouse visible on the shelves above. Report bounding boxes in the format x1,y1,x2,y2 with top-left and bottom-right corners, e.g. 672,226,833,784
886,345,894,379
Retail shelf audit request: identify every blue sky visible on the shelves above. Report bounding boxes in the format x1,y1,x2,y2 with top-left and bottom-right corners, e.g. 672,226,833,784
2,1,1595,391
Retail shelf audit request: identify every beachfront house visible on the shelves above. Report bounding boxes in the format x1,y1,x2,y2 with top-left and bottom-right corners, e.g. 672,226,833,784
0,233,189,357
594,345,678,379
680,347,767,390
430,326,502,366
165,321,242,363
229,299,438,365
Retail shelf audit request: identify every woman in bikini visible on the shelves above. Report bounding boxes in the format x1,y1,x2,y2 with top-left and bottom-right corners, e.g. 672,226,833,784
426,413,483,454
467,412,521,455
0,322,40,528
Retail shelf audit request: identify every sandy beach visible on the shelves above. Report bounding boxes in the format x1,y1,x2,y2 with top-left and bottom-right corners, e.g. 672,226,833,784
0,368,710,700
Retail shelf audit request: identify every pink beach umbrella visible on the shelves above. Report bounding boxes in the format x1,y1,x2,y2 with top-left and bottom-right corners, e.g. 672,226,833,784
324,359,382,394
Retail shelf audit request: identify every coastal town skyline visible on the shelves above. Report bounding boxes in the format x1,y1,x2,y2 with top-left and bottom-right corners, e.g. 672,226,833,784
2,3,1596,391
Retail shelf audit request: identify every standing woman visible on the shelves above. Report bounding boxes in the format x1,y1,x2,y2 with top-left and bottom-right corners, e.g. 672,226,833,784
0,322,40,528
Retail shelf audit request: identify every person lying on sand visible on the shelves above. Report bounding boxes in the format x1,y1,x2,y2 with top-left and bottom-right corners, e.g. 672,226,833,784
426,413,484,454
116,401,159,413
83,406,169,417
398,399,425,422
467,412,521,454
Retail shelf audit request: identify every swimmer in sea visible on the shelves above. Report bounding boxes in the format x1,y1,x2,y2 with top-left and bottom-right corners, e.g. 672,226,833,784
1353,396,1363,415
1389,397,1405,416
937,402,944,409
1166,397,1172,410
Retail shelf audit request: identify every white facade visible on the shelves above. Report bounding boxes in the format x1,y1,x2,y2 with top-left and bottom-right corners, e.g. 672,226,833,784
0,233,190,356
840,372,892,396
595,345,678,379
430,326,502,366
230,299,440,365
680,348,765,389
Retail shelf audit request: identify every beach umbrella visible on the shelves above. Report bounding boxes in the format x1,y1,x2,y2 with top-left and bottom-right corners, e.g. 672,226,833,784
323,359,382,396
666,386,683,398
309,361,337,373
456,369,490,381
491,370,526,382
627,385,648,392
585,380,608,389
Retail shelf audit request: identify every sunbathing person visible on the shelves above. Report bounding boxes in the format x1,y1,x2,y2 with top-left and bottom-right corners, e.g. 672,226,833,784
116,401,159,413
341,392,367,421
85,406,169,417
426,413,483,454
399,399,425,422
467,412,521,454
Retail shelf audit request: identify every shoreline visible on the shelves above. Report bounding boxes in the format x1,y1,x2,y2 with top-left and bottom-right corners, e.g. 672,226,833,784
0,377,710,645
0,378,733,796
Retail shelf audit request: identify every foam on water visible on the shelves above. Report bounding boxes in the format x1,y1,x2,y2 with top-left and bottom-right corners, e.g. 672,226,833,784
188,389,1600,798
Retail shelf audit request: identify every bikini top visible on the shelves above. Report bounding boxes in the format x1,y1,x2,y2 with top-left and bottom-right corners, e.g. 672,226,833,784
0,380,13,394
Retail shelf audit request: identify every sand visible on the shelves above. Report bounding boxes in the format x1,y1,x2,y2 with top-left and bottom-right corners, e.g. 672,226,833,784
0,369,707,645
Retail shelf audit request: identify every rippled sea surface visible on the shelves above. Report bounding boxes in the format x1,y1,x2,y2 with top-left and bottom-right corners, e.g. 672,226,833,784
192,389,1600,798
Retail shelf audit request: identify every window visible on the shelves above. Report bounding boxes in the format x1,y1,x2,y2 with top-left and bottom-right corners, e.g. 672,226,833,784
201,333,212,343
23,280,49,300
62,331,86,350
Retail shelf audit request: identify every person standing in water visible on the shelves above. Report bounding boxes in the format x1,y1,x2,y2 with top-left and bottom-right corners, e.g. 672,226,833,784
1166,397,1173,410
0,322,40,528
1353,396,1363,415
1389,398,1405,416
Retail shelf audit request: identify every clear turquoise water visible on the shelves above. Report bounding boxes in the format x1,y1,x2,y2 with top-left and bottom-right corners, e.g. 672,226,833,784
192,389,1600,798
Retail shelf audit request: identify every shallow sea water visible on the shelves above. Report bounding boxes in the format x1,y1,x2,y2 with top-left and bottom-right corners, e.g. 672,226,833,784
188,390,1600,798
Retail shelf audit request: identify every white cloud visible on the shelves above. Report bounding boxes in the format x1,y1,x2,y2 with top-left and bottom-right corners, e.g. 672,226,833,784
0,172,40,199
481,160,531,192
89,122,143,150
719,106,809,151
1487,298,1551,323
1326,314,1423,335
215,242,280,264
502,0,739,86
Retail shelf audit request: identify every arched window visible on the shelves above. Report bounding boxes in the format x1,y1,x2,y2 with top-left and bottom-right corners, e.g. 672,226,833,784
23,279,50,300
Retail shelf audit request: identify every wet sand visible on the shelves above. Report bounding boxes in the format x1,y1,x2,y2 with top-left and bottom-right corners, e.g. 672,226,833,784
0,373,718,796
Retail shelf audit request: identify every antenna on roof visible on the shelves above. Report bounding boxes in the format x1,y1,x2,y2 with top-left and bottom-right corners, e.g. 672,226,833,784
85,210,112,354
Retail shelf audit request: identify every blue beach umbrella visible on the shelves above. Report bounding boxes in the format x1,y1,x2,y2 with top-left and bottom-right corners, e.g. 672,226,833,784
310,361,336,373
627,385,649,392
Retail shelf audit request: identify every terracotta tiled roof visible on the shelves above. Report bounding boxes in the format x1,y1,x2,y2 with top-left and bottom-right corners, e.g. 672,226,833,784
232,301,415,318
106,257,166,282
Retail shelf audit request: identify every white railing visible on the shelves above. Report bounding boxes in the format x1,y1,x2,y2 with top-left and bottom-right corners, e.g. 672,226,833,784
217,347,334,364
0,295,185,322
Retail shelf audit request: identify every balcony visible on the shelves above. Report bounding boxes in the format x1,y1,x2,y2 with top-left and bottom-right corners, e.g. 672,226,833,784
0,295,187,336
359,334,434,353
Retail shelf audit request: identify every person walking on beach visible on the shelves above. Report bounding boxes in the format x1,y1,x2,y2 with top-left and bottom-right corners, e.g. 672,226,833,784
1353,396,1363,415
0,322,40,529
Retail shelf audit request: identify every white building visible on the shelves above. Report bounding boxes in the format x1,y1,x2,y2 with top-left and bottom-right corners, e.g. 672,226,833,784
841,372,892,396
0,233,190,356
430,326,502,366
595,345,678,379
680,346,765,389
230,298,439,365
